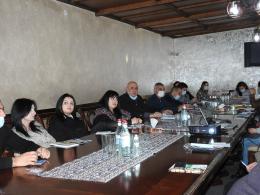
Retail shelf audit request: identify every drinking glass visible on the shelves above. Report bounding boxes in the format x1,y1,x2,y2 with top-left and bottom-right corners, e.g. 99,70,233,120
101,134,116,155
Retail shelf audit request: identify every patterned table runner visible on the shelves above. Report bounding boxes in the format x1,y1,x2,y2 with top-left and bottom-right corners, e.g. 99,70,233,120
40,133,183,183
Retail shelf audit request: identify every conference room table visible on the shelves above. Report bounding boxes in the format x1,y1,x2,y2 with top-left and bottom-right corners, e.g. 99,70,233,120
0,112,253,195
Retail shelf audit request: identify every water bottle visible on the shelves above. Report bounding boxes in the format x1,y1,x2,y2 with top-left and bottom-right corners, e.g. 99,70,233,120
181,105,190,126
120,119,131,157
115,119,122,154
132,134,140,157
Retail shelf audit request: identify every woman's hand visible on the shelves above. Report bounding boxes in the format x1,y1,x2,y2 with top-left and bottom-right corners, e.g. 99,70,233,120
37,147,50,159
12,151,38,167
246,162,257,172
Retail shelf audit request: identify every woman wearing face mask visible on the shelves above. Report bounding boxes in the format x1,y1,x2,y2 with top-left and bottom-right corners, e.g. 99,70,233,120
235,81,250,103
48,94,88,141
196,81,209,101
6,98,54,157
92,90,136,132
0,100,39,169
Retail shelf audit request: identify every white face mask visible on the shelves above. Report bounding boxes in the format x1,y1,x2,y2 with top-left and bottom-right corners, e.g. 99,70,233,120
240,88,245,93
174,95,180,100
157,90,165,98
182,90,187,95
204,86,209,91
129,95,137,100
0,117,5,128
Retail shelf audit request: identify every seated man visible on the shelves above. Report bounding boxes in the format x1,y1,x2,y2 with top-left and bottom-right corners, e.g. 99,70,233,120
119,81,161,121
163,86,184,114
146,82,172,114
179,82,196,104
0,100,39,169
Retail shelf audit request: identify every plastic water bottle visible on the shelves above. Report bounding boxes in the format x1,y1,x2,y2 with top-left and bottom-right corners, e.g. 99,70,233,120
115,119,122,154
181,105,190,126
132,134,140,157
120,120,131,157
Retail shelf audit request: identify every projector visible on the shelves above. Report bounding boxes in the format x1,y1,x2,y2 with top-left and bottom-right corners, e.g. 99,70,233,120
188,124,221,136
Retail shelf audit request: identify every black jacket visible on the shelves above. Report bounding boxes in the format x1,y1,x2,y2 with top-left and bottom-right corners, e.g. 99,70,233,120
92,114,117,133
119,93,147,119
146,94,169,113
48,115,88,142
163,94,183,114
5,130,39,154
0,126,12,169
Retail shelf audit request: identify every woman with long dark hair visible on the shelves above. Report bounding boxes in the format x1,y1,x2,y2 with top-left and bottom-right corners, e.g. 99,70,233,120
48,93,87,141
235,81,250,103
196,81,209,101
7,98,53,157
92,90,136,132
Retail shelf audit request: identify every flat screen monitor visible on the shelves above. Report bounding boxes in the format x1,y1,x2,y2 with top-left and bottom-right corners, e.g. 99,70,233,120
244,42,260,67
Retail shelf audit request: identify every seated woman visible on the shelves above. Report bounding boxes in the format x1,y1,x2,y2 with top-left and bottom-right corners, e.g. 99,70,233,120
196,81,209,101
6,98,54,156
235,81,250,103
48,94,88,141
92,90,139,132
0,99,39,169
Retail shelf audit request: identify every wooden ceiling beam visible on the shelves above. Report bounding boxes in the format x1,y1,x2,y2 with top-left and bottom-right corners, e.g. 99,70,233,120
121,0,226,21
178,0,226,10
165,4,207,29
95,0,179,16
164,18,260,37
137,9,226,28
121,9,174,21
71,0,83,3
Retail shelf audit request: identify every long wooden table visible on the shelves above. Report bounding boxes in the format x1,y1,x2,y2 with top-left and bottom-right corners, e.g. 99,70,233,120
0,114,253,195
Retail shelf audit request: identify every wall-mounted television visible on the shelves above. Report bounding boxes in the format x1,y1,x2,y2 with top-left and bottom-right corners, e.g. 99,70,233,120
244,42,260,67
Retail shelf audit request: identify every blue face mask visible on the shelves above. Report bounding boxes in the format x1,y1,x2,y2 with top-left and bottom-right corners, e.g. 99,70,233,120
182,90,187,95
174,95,180,100
129,95,137,100
0,117,5,128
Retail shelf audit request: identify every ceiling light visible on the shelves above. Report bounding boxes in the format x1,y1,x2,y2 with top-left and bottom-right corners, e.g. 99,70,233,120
255,0,260,15
227,1,243,18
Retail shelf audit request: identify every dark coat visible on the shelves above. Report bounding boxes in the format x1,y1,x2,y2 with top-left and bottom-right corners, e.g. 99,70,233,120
48,115,88,142
146,94,169,113
119,93,147,119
